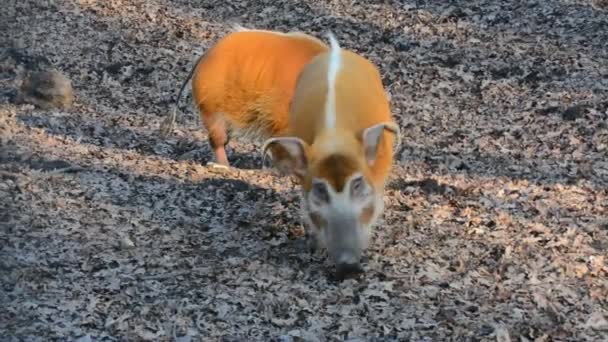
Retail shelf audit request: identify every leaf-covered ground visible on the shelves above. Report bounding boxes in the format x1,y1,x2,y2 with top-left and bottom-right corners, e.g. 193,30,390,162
1,0,607,341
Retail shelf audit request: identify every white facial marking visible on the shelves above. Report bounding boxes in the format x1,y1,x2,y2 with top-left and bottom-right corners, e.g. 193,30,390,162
301,172,387,260
324,32,341,130
306,173,376,225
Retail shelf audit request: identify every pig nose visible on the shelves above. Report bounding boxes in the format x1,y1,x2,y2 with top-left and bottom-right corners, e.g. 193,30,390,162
336,262,363,279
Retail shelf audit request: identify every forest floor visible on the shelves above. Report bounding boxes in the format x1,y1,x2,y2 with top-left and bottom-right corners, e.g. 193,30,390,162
1,0,608,341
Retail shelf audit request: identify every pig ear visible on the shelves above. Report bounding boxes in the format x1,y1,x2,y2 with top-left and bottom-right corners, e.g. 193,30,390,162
261,137,309,177
360,122,401,166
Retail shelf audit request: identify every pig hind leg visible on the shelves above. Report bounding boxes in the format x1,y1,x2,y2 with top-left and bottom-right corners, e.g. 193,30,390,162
201,111,230,167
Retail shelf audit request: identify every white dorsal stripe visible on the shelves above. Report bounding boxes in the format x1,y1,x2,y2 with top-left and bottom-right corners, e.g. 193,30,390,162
231,23,248,31
231,24,286,35
324,32,341,130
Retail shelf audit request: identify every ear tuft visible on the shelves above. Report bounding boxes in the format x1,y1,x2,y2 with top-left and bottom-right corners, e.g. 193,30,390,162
261,137,309,177
361,122,401,166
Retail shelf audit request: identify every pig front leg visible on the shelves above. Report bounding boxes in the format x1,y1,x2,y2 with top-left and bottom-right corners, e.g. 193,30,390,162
299,195,324,255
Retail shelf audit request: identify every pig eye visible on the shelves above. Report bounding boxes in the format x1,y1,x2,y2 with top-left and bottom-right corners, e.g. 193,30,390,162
350,176,368,199
311,181,329,203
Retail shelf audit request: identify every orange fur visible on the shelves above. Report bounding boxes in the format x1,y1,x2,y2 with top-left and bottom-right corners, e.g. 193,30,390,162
286,48,397,193
189,29,329,164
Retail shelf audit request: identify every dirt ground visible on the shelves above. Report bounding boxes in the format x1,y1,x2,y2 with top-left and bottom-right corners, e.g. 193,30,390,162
1,0,608,341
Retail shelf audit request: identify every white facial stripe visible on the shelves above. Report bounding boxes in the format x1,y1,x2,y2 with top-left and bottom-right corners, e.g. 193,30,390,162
309,173,373,215
324,33,341,130
304,175,384,252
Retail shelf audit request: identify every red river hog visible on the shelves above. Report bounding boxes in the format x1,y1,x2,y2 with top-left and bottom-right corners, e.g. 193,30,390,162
162,27,401,278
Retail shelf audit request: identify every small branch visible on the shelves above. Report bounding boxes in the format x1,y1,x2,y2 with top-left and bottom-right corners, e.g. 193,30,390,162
0,170,24,179
41,165,85,175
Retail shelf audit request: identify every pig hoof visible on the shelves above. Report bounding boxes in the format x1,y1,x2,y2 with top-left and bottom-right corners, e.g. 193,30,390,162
206,161,230,170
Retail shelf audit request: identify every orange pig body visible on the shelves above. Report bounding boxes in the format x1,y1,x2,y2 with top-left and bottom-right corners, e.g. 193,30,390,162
188,28,329,165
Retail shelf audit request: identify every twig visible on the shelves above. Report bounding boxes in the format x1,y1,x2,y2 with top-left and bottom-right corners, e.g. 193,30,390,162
42,165,85,175
0,170,24,178
1,166,84,181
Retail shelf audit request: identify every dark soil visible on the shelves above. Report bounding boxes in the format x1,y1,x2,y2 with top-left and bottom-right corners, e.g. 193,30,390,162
1,0,607,341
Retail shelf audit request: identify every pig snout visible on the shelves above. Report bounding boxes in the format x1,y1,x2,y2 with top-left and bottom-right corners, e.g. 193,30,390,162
335,257,364,279
326,214,366,279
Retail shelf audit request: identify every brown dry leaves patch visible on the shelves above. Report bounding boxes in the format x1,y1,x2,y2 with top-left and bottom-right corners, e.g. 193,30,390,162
1,0,607,341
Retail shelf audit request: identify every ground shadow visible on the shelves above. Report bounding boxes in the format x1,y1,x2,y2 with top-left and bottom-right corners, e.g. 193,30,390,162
15,111,264,170
0,149,323,280
388,177,463,197
398,143,607,188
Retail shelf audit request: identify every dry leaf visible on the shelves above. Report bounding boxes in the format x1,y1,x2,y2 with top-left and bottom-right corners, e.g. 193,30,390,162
584,311,608,331
494,324,511,342
2,0,607,341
